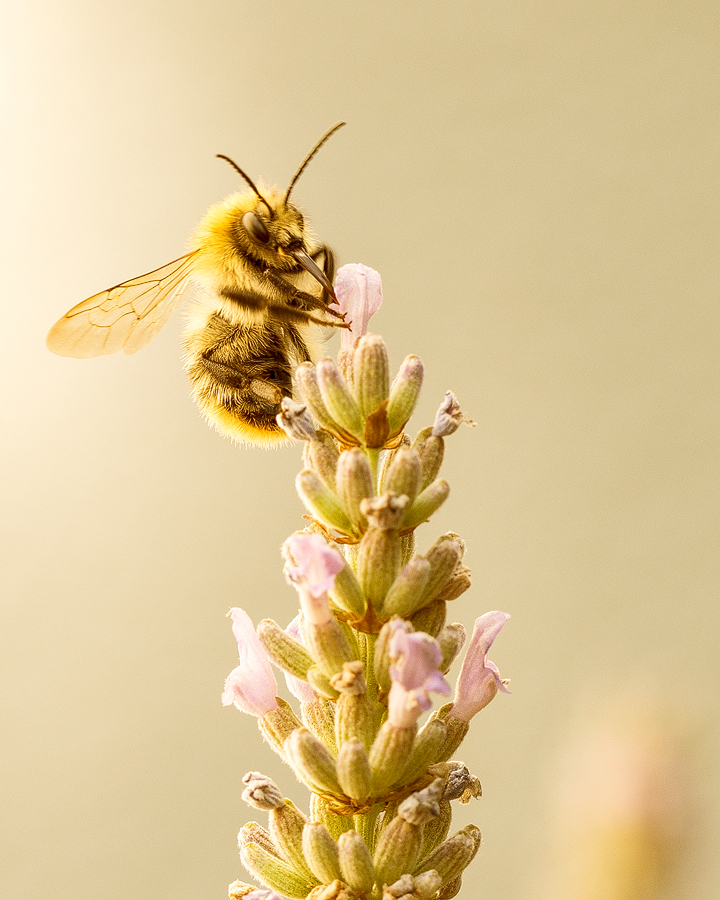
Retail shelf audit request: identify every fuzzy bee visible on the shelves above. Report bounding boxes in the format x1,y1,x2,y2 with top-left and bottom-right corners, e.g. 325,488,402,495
46,122,347,445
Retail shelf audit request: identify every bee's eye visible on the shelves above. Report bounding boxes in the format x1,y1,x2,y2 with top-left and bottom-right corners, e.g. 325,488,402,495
242,211,270,244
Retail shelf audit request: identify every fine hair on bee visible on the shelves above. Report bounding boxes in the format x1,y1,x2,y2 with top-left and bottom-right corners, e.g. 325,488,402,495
46,121,348,446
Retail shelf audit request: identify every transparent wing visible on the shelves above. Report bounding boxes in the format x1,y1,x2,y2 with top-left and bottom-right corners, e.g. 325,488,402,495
46,252,199,358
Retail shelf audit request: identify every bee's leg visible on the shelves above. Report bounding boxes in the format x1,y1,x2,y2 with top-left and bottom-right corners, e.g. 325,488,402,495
284,323,313,363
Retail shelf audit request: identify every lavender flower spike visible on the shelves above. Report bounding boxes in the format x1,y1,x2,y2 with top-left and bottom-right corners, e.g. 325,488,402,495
283,532,345,625
222,608,279,717
451,610,511,722
388,629,452,728
332,263,383,352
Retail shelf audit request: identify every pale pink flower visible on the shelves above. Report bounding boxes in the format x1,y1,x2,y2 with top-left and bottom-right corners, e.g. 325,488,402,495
282,532,344,625
388,629,451,728
331,263,383,352
222,608,278,717
451,610,510,722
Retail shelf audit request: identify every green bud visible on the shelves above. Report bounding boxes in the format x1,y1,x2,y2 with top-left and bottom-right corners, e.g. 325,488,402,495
399,718,448,786
435,564,472,602
304,430,340,490
354,333,390,416
436,624,466,674
306,619,356,679
306,665,340,701
422,536,465,602
285,727,343,796
269,800,316,883
317,358,365,441
329,560,367,620
412,427,446,491
239,839,313,899
368,721,417,795
296,469,355,536
374,618,413,694
373,782,442,890
414,870,444,899
310,793,354,840
411,599,447,638
295,363,353,442
336,448,374,532
338,830,376,896
300,698,337,753
387,355,424,437
437,874,463,900
257,619,314,680
337,737,373,802
414,824,482,886
258,698,303,759
429,705,470,762
356,496,406,613
401,479,450,531
238,821,279,858
302,822,342,884
382,447,422,507
418,799,451,861
382,557,431,619
332,662,376,751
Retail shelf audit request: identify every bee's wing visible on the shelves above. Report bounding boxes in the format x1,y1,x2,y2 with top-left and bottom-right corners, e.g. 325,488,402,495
47,252,199,358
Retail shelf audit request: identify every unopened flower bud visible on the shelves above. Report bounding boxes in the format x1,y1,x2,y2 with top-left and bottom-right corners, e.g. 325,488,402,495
399,718,448,786
421,535,464,603
302,822,342,884
368,720,417,795
374,618,413,694
415,824,482,886
284,727,342,796
382,557,431,619
239,838,313,900
268,800,316,884
434,564,472,602
317,358,365,441
296,469,355,535
401,480,450,531
382,447,422,507
277,397,318,441
257,619,314,681
356,496,406,612
336,737,373,802
336,448,374,532
300,696,337,752
411,599,446,638
413,427,445,490
303,430,340,490
337,830,376,896
387,355,424,437
242,772,285,810
309,794,354,840
329,560,366,620
373,782,441,886
354,333,390,417
295,363,350,440
437,624,466,674
257,698,304,759
332,661,375,751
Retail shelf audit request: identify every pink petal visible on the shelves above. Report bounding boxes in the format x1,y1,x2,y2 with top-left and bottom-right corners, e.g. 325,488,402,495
331,264,383,352
222,608,278,717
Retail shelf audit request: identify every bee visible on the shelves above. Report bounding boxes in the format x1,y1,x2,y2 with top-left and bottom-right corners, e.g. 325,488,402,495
46,122,347,445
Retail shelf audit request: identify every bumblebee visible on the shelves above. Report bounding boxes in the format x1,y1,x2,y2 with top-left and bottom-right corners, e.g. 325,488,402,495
47,122,347,444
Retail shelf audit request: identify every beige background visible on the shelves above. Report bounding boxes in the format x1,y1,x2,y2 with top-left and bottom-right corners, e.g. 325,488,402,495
2,2,718,898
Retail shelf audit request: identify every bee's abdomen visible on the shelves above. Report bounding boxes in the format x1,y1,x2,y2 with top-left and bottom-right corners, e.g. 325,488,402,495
182,308,295,445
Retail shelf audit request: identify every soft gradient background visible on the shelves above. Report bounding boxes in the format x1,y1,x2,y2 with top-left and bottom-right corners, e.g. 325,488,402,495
2,3,718,899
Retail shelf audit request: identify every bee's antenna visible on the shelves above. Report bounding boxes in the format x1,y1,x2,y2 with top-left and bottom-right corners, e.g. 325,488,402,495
284,121,346,205
216,154,272,211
